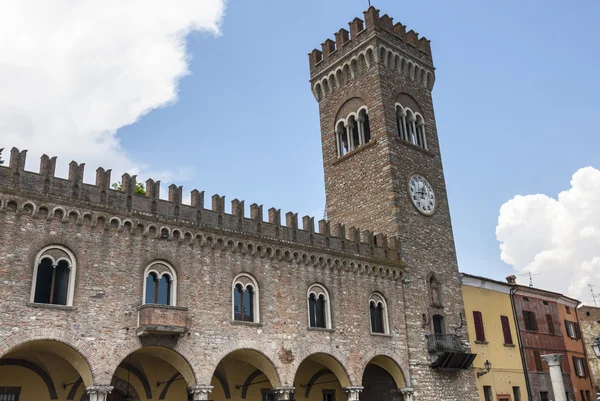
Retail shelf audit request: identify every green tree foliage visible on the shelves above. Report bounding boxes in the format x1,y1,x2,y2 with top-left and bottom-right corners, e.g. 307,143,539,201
111,181,146,195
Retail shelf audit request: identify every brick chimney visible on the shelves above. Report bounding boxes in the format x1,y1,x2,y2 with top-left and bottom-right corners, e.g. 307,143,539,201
506,275,517,285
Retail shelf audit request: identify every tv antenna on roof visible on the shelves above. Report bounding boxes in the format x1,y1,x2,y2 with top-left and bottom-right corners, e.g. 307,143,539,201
517,271,539,287
368,0,371,6
589,284,598,307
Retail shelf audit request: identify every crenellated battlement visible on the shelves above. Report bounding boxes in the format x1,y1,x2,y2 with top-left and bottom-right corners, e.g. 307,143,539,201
308,7,432,75
308,7,435,100
0,147,402,264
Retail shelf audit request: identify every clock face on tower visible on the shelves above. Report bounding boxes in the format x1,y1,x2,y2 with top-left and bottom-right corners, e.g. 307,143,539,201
408,173,436,216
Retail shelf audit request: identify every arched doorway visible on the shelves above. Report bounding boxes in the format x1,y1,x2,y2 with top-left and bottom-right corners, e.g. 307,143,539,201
210,349,280,401
361,356,405,401
0,340,93,401
105,346,195,401
293,353,350,401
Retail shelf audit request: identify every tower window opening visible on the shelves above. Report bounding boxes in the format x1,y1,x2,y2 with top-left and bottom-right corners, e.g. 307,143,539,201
396,103,427,150
335,107,371,158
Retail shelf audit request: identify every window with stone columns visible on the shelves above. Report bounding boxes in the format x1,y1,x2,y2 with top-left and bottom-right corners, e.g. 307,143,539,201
369,293,389,334
232,273,260,323
307,284,332,329
143,261,177,306
30,245,77,306
395,103,427,150
335,107,371,157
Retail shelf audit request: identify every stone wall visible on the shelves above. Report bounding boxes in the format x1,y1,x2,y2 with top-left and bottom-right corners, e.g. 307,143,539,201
310,7,477,401
578,305,600,391
0,192,406,390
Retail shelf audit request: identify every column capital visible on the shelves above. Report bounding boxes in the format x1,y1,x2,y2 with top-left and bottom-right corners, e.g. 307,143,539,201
189,385,214,401
400,388,414,401
86,386,113,401
541,353,564,367
343,386,364,401
271,386,295,401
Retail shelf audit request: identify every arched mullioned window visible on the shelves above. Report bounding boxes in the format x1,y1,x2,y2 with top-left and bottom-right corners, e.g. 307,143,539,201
143,261,177,306
396,103,427,150
30,245,77,306
369,293,389,334
307,284,332,329
335,107,372,157
232,273,260,323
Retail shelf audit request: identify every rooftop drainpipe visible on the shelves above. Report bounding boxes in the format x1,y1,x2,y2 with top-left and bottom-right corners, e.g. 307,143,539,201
510,285,533,401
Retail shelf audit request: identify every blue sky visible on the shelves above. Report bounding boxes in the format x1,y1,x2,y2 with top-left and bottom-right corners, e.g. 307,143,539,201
2,0,599,298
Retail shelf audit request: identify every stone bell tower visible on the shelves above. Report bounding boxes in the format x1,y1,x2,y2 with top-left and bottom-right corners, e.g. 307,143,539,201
309,7,478,401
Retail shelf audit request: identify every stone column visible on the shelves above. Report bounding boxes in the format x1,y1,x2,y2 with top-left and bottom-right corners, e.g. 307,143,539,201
272,387,295,401
344,386,363,401
357,117,365,146
86,386,113,401
400,387,414,401
542,354,567,401
345,122,355,151
189,385,214,401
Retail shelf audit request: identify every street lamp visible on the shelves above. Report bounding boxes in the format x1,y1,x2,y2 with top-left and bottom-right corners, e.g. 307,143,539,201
477,360,492,378
592,337,600,359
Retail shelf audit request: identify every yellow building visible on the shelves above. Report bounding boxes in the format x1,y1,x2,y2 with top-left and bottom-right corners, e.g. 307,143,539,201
461,274,530,401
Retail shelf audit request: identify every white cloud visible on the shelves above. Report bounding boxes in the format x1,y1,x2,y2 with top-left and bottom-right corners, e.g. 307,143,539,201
496,167,600,302
0,0,225,185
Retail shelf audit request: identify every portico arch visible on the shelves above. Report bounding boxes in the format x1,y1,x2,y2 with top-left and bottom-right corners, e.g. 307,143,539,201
211,349,281,401
293,353,351,401
361,355,406,401
0,340,94,401
108,346,197,401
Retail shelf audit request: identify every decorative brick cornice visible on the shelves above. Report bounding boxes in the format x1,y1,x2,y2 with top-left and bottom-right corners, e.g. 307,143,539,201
0,194,403,282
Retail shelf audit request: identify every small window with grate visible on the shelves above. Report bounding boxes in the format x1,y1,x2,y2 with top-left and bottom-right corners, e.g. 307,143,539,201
0,388,21,401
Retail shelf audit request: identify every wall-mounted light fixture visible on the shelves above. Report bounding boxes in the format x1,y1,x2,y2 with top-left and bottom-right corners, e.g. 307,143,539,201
477,360,492,378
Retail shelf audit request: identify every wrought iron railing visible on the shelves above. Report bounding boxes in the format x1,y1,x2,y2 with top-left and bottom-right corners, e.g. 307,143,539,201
426,334,467,354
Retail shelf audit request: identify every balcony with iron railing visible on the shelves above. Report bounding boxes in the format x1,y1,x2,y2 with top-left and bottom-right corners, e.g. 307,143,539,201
425,334,475,369
426,334,467,354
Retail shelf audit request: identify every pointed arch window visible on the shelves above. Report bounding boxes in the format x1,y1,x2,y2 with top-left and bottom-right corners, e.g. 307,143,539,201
232,273,260,323
369,293,389,334
308,284,332,329
396,103,427,150
30,245,77,306
143,261,177,306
